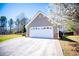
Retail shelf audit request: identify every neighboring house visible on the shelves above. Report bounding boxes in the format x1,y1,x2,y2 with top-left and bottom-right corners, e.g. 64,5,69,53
25,11,60,39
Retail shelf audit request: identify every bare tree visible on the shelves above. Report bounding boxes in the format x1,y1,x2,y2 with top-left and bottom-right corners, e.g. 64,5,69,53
20,17,27,33
15,18,20,33
15,13,28,33
8,18,13,33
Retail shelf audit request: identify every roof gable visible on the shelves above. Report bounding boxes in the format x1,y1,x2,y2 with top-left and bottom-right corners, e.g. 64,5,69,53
25,11,53,28
25,11,60,28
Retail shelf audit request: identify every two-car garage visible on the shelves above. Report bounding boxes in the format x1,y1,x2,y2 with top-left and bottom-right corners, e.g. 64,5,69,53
25,12,59,39
29,26,54,39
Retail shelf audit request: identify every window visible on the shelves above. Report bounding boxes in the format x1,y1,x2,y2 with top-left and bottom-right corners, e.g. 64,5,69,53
44,27,46,29
36,27,37,30
49,27,52,29
47,27,49,29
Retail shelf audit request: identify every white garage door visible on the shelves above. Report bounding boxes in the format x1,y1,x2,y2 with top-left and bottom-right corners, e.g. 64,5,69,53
29,26,54,38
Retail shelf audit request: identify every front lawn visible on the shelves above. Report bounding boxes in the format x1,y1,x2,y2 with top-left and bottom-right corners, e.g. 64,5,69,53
0,34,23,42
66,35,79,42
59,35,79,56
66,36,79,39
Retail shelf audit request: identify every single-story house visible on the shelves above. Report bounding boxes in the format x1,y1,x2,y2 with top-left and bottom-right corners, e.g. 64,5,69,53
25,11,60,39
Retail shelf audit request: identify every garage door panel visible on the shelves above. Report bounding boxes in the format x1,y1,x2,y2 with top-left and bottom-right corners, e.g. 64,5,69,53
29,26,53,38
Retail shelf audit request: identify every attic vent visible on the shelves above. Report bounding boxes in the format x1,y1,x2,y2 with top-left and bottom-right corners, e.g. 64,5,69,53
39,14,43,18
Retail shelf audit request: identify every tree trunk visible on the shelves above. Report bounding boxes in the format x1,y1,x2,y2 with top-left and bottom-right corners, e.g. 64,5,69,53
10,26,11,34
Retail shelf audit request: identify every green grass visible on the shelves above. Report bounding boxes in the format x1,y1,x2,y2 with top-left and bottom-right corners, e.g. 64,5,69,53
65,35,79,42
0,34,23,42
66,35,79,39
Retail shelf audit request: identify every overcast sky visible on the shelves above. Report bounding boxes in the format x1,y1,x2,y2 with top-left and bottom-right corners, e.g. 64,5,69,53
0,3,48,21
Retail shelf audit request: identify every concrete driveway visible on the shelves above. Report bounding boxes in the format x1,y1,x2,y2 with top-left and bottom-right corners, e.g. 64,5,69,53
0,37,63,56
